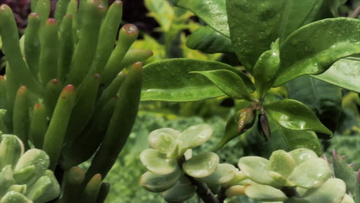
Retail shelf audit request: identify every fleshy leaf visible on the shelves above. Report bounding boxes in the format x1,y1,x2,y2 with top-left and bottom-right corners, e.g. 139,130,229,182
289,148,318,165
269,150,296,177
302,178,346,203
288,158,331,188
140,149,177,175
264,99,332,135
274,18,360,86
142,59,254,101
140,169,182,192
238,156,274,185
244,183,288,202
191,69,253,101
179,124,213,154
0,191,31,203
182,152,219,178
198,163,237,186
0,134,24,170
148,128,181,155
162,176,196,202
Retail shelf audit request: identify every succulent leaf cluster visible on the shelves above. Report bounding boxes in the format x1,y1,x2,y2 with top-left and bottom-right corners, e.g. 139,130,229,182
0,134,60,203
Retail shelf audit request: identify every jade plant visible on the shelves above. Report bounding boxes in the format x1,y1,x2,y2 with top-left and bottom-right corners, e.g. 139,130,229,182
140,125,360,203
0,0,150,201
0,134,60,202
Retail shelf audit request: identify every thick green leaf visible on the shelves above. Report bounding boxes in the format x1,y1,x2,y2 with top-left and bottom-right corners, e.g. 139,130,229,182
174,0,229,37
191,69,253,100
332,150,357,194
140,169,182,192
186,26,233,53
238,156,274,185
179,124,213,154
264,99,332,135
182,152,219,178
148,128,181,155
313,57,360,93
226,0,286,70
302,178,346,202
253,40,280,98
140,149,177,175
244,183,287,202
142,59,254,101
286,75,342,134
289,148,318,165
162,176,196,202
198,163,237,186
269,150,296,177
274,18,360,86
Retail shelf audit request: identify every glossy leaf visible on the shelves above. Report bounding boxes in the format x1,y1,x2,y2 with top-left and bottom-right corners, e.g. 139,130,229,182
174,0,229,37
182,152,219,178
162,176,196,202
244,183,287,202
274,18,360,86
226,0,286,70
288,158,331,188
238,156,274,185
186,26,233,53
140,149,177,175
142,59,254,101
313,57,360,93
198,163,237,186
302,178,346,203
191,69,253,100
148,128,181,155
253,40,280,98
140,169,181,192
286,75,342,134
269,150,296,177
265,99,332,135
179,124,212,154
289,148,318,165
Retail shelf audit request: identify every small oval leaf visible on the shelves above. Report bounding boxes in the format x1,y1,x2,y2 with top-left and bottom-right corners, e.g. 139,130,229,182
289,148,318,165
179,124,213,154
244,183,288,202
302,178,346,203
238,156,273,185
162,176,196,202
198,163,237,186
182,152,219,178
140,149,177,175
140,169,182,192
148,128,181,155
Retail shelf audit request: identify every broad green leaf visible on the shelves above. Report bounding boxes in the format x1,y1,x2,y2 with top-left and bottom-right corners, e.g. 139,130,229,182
174,0,229,37
274,18,360,86
179,124,212,154
313,57,360,93
148,128,181,155
286,75,342,134
142,59,254,101
162,176,196,202
144,0,174,32
288,158,331,188
226,0,286,70
302,178,346,203
140,169,182,192
253,40,280,98
140,149,177,175
289,148,318,165
269,150,296,177
264,99,332,135
186,26,233,53
182,152,219,178
198,163,237,186
191,69,253,100
238,156,274,185
244,183,287,202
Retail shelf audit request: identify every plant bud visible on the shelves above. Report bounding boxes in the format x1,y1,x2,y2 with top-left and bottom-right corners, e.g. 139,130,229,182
258,110,271,141
238,108,256,133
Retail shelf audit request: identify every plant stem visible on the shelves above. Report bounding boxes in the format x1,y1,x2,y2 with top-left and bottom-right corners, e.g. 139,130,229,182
186,175,221,203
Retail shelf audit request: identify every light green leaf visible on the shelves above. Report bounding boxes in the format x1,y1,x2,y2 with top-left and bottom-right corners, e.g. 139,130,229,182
264,99,332,135
186,26,233,53
144,0,174,32
198,163,237,186
313,57,360,93
0,165,15,197
1,191,31,203
0,134,24,170
289,148,318,165
179,124,213,154
269,150,296,177
142,59,254,101
140,169,182,192
238,156,274,185
191,69,253,100
174,0,229,37
302,178,346,203
244,183,288,202
274,18,360,86
140,149,177,175
288,158,331,188
148,128,181,155
182,152,219,178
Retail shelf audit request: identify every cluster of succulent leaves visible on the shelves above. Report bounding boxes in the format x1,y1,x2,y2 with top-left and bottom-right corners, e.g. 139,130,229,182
0,134,59,203
140,125,360,203
0,0,150,201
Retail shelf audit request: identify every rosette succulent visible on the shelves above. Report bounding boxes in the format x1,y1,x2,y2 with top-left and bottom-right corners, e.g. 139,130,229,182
0,134,60,202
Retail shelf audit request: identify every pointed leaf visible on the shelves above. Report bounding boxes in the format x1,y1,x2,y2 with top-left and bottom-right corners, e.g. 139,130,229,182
179,124,213,154
313,57,360,93
140,149,177,175
140,169,182,192
142,59,254,101
302,178,346,203
265,99,332,135
244,183,287,202
148,128,181,155
182,152,219,178
191,69,253,100
174,0,229,37
288,158,331,188
274,18,360,86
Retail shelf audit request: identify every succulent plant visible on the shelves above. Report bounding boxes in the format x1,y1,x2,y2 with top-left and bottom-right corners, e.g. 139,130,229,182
0,133,60,202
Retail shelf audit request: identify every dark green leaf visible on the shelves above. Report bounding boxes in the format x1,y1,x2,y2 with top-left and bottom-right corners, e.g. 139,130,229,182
286,76,342,135
253,40,280,98
191,69,253,100
141,59,254,101
186,26,233,54
264,99,332,135
274,18,360,86
313,57,360,93
174,0,229,37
